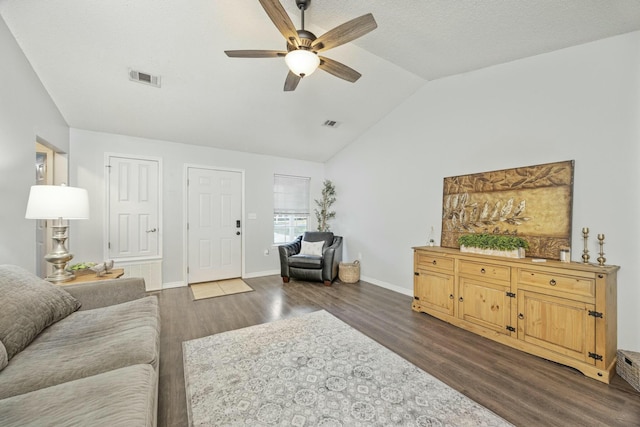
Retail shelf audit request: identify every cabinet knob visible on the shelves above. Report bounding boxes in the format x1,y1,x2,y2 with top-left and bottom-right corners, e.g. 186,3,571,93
459,296,464,302
449,294,454,299
549,279,557,286
480,268,486,274
518,313,524,320
432,260,437,265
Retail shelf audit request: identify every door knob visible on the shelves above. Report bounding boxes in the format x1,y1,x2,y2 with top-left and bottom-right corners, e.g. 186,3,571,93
146,228,157,233
236,231,241,236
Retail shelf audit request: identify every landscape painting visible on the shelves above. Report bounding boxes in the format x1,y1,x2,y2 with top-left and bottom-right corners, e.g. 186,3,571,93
440,160,574,259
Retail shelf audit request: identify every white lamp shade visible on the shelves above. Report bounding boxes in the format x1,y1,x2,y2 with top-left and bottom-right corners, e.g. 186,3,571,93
25,185,90,220
285,49,320,77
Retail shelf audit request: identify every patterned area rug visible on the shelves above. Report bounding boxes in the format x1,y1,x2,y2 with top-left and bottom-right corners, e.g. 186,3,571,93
183,310,513,426
190,278,253,300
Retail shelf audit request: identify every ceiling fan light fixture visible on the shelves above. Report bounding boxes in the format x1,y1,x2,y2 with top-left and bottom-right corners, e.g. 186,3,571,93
285,49,320,77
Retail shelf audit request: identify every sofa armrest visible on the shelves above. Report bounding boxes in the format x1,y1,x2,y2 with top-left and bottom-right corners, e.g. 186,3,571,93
62,277,147,311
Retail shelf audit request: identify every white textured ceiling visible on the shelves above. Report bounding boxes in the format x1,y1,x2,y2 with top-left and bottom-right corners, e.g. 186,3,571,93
2,0,640,161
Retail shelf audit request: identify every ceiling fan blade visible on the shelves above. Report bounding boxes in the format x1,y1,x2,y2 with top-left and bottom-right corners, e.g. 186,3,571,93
318,57,361,83
312,13,377,52
284,71,301,91
259,0,300,46
225,50,286,58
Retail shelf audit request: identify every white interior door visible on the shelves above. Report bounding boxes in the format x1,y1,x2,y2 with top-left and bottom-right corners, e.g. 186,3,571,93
187,167,242,283
108,156,160,259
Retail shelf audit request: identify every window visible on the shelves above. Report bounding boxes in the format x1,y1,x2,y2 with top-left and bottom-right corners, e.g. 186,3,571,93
273,174,310,244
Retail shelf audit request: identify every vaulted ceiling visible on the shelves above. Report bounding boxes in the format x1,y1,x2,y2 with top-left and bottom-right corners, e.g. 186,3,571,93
2,0,640,161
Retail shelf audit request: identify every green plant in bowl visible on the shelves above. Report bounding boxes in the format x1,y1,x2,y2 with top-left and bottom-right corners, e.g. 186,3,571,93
68,262,97,271
458,234,529,250
458,234,529,259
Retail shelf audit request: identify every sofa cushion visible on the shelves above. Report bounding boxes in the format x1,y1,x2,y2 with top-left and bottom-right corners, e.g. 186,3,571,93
0,340,7,371
0,265,81,360
0,364,156,427
0,296,159,399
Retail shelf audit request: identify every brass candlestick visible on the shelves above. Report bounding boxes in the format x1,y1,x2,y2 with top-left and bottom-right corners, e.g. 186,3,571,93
597,234,606,266
582,227,590,264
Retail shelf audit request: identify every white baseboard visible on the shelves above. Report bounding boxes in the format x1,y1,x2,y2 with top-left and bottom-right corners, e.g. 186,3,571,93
360,275,412,297
243,269,280,279
162,281,186,289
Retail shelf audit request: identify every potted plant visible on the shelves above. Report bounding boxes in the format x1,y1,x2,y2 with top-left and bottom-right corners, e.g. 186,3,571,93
458,233,529,259
314,180,336,232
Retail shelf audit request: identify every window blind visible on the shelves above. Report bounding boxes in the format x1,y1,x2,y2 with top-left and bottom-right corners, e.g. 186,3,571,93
274,174,310,215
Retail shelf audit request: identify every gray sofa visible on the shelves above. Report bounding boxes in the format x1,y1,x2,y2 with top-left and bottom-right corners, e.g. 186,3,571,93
0,265,160,427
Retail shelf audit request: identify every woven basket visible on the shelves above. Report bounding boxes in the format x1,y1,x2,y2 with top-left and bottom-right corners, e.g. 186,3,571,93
339,260,360,283
617,349,640,392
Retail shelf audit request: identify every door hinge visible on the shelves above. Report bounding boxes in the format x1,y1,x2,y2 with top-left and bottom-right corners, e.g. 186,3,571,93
588,352,603,361
108,242,111,249
506,291,516,298
588,310,603,318
187,223,189,230
414,296,420,300
414,272,419,276
187,266,189,274
506,325,516,332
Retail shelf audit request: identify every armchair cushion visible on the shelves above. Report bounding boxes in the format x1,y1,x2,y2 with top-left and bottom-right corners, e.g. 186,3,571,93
302,231,334,249
299,240,325,256
288,255,323,269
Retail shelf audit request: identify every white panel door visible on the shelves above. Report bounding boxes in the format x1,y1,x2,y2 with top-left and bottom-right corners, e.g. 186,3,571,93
108,156,160,259
187,167,242,283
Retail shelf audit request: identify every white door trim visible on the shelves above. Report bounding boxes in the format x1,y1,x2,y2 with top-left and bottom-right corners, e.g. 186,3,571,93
183,164,246,285
104,152,163,262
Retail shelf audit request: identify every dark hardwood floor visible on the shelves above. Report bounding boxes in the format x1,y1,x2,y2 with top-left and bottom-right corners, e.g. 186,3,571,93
156,275,640,427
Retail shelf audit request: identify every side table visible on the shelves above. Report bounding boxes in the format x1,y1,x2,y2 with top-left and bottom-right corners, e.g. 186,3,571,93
57,268,125,286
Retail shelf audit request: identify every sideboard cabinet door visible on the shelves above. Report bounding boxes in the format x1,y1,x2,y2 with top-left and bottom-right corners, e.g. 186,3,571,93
518,290,596,364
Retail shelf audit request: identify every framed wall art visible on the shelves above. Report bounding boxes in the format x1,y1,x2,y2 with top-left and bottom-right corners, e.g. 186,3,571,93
440,160,574,259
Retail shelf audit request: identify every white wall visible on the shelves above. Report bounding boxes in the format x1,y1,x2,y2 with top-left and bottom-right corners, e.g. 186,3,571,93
326,32,640,350
69,129,324,285
0,16,69,271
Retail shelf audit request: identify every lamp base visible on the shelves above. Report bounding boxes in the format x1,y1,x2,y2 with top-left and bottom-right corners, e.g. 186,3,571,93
44,223,76,283
45,269,75,283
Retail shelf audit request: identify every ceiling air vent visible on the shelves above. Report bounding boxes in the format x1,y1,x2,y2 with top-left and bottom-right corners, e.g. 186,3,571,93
128,69,161,88
322,120,340,128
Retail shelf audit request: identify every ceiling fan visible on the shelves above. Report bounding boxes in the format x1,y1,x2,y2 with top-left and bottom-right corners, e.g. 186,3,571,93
225,0,377,91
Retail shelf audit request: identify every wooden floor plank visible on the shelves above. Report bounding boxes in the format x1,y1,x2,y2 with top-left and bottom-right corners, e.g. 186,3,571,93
156,275,640,427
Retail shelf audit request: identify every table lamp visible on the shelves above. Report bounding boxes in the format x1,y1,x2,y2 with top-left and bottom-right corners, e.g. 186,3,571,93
25,184,90,282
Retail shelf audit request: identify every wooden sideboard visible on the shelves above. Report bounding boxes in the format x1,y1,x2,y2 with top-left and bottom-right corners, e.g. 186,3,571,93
412,246,619,383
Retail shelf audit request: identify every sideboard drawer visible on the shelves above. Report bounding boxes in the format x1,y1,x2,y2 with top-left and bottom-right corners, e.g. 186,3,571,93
459,260,511,282
416,253,454,273
518,269,595,298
